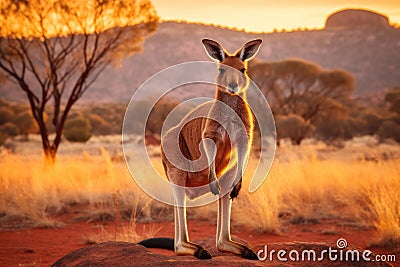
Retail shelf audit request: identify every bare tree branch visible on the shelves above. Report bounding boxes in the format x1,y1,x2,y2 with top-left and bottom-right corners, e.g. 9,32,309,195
0,0,158,162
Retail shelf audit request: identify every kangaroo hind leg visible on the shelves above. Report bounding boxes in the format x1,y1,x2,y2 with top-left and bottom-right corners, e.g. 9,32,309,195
216,169,258,260
168,168,212,259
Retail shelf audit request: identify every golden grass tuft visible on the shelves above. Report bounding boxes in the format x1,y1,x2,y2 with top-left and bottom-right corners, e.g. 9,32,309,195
367,179,400,247
82,222,161,245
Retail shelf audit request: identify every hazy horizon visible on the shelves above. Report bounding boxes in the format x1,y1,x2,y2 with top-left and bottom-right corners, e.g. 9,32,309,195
152,0,400,32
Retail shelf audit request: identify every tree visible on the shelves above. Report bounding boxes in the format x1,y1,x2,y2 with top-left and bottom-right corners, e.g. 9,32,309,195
249,59,355,123
249,59,355,143
0,0,158,162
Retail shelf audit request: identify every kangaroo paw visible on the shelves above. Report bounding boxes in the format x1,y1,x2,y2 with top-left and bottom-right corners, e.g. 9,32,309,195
230,187,239,199
209,180,220,195
194,247,212,259
241,247,259,260
230,179,242,200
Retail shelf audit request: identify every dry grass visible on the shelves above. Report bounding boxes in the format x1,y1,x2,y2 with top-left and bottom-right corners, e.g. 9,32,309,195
0,138,399,247
0,147,156,229
83,222,162,245
232,142,400,247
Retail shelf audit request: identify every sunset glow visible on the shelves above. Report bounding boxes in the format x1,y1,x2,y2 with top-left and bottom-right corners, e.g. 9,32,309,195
152,0,400,32
0,0,158,38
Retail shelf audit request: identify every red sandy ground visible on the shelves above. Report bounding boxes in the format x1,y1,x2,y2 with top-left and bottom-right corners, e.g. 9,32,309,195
1,218,399,267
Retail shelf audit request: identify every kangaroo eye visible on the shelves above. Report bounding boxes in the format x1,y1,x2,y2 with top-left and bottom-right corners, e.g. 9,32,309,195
218,68,225,75
240,68,246,73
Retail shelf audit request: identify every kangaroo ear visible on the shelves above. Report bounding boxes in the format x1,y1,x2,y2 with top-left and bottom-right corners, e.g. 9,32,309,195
236,39,262,62
202,39,227,62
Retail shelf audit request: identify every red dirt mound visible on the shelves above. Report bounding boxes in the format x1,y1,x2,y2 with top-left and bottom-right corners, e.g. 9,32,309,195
52,237,392,267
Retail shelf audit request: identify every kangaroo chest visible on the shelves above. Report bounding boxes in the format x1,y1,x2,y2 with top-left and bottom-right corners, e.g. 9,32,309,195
217,116,248,143
208,97,252,144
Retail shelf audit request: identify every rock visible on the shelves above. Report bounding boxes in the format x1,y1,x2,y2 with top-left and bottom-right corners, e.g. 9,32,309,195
325,9,390,29
52,237,392,267
51,240,263,267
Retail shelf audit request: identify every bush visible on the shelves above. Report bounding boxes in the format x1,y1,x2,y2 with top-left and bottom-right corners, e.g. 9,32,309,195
315,117,345,142
0,122,19,137
0,132,7,146
64,117,91,142
86,104,125,135
0,107,14,125
14,111,37,138
276,114,315,145
315,116,365,143
88,114,110,135
362,112,383,135
384,87,400,115
377,120,400,142
146,97,180,136
343,117,366,139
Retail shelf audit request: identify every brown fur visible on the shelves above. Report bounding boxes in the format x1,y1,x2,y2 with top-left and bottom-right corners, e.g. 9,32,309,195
159,39,262,259
161,55,254,188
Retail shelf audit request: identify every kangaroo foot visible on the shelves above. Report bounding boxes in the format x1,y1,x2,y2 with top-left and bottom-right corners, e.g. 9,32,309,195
241,247,258,260
176,241,212,259
217,239,257,260
194,247,212,259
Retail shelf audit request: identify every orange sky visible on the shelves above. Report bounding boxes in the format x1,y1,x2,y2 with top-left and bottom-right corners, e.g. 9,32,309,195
152,0,400,32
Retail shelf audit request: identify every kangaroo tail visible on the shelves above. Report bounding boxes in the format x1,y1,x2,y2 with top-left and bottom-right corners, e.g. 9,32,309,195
138,237,174,251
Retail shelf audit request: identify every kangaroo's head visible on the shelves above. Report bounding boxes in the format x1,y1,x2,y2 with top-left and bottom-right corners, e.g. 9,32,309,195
202,38,262,95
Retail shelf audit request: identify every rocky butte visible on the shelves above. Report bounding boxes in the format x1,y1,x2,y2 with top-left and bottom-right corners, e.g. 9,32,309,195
325,8,391,29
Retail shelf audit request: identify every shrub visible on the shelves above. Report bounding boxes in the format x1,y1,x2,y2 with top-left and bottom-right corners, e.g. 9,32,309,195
0,107,14,125
0,122,19,137
146,97,180,136
343,117,366,139
64,117,91,143
362,112,383,135
315,117,344,142
0,131,7,146
88,114,110,135
377,120,400,142
276,114,315,145
14,111,37,138
384,87,400,115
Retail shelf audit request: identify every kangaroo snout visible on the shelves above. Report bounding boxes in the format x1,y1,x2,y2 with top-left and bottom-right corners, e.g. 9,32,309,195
227,82,239,93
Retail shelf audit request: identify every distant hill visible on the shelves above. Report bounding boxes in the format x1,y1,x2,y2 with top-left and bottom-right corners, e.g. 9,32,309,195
325,9,390,29
1,9,400,103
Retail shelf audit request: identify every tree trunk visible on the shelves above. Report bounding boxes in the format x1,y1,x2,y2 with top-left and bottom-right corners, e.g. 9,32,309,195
43,146,57,165
35,113,58,164
41,133,57,164
293,137,303,146
42,129,63,164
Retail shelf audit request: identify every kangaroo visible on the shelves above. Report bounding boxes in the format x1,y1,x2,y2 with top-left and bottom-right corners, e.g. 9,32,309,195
139,38,262,260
